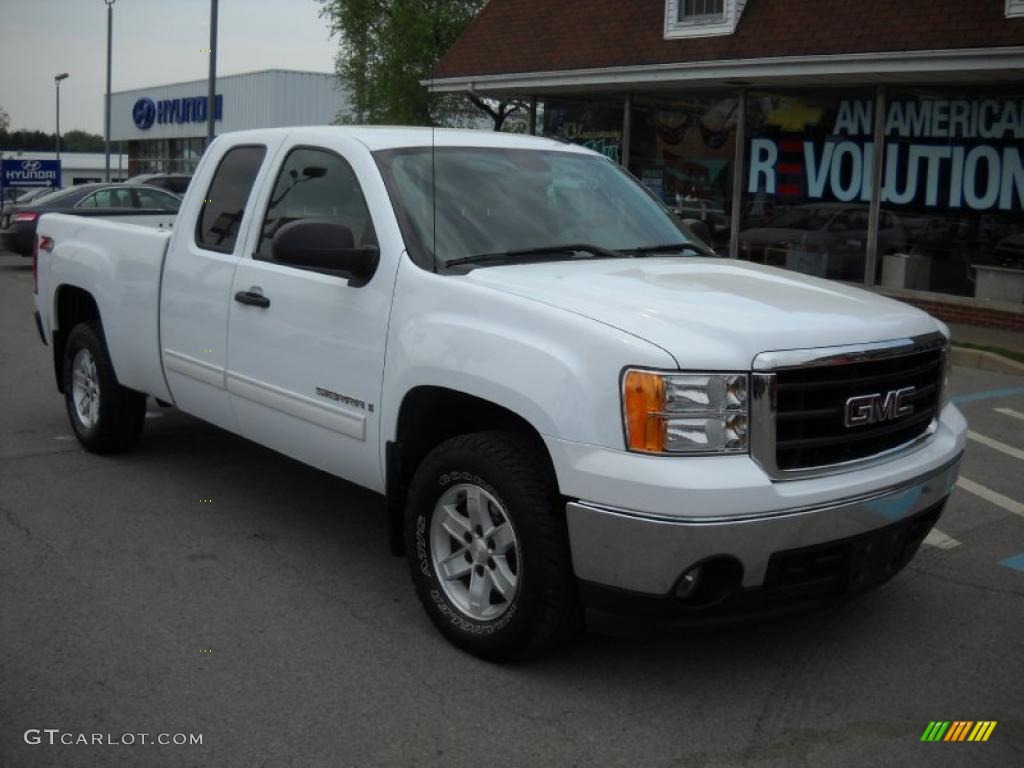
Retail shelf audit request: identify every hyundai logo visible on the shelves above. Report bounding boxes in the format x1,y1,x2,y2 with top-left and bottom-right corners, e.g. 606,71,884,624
22,160,41,172
132,97,157,130
844,387,915,428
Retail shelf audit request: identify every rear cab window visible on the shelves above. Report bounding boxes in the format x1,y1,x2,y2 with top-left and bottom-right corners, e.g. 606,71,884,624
195,145,267,253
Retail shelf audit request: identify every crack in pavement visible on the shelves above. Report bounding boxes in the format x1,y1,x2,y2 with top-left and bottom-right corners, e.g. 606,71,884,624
2,505,58,572
3,507,31,540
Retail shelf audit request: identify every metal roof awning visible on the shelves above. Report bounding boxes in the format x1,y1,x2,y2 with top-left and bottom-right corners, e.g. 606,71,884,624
427,47,1024,97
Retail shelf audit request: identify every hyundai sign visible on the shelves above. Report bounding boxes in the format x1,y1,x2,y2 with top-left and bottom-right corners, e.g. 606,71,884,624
132,94,223,130
1,159,61,189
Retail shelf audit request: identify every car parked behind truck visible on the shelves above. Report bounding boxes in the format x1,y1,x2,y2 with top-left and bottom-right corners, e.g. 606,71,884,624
32,127,966,660
2,182,179,256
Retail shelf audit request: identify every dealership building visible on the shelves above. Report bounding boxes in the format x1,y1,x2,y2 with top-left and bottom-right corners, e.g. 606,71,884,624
110,69,349,177
432,0,1024,328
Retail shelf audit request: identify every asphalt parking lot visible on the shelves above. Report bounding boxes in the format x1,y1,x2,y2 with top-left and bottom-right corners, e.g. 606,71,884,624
1,250,1022,768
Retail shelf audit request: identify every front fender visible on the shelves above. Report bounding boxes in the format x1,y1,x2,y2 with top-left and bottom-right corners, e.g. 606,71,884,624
380,260,676,454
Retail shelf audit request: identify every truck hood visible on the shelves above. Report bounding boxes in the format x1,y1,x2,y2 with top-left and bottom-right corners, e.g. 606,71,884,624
464,257,941,369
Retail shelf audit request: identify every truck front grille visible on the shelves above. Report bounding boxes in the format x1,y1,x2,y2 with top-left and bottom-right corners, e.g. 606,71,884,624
775,349,942,470
750,333,947,479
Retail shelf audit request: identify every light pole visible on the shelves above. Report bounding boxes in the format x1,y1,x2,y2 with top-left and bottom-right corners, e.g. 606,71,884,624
54,73,69,162
104,0,115,182
207,0,218,145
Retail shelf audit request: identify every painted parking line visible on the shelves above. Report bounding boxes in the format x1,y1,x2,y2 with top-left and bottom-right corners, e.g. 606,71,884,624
994,407,1024,422
952,386,1024,405
956,477,1024,519
924,528,961,550
999,553,1024,572
967,430,1024,462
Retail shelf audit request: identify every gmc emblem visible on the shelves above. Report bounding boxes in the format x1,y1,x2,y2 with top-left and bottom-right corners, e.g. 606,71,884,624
844,386,915,428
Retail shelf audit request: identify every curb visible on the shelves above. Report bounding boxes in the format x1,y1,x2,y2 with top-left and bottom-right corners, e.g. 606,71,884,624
951,346,1024,376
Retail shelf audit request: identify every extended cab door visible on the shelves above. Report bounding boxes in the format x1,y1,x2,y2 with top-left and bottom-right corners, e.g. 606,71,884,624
159,138,283,431
224,138,402,492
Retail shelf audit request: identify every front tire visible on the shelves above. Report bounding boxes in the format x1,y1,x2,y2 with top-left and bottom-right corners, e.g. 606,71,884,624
405,431,581,661
63,322,146,454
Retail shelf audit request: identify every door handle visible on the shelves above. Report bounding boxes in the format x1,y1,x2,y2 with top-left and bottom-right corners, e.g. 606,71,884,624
234,290,270,308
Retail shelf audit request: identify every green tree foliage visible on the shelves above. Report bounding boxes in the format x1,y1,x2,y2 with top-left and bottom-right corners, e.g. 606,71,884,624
0,127,105,152
62,131,106,152
0,105,9,133
317,0,525,129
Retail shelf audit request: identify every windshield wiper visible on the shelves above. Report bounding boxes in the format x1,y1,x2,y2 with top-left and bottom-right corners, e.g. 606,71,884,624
618,242,716,257
446,243,624,268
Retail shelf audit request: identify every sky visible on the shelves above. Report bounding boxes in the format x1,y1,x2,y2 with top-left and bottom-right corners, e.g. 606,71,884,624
0,0,338,134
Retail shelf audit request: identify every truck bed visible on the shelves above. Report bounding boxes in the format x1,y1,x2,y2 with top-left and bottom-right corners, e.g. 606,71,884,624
36,213,175,402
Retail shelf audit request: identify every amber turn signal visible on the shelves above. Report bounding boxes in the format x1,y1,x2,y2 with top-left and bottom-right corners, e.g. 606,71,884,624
623,370,666,452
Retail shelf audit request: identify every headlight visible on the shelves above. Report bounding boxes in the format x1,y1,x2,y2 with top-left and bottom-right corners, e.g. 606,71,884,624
622,369,749,454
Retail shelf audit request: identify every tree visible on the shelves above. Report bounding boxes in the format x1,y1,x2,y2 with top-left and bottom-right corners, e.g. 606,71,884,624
317,0,526,130
467,94,527,132
0,105,9,133
62,130,105,153
0,128,105,152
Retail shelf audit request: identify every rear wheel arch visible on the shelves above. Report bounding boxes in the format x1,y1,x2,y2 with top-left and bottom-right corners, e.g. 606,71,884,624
52,285,101,393
385,386,560,556
61,321,146,453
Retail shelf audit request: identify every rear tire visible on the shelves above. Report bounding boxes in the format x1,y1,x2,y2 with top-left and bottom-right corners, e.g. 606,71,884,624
63,322,146,454
405,431,582,661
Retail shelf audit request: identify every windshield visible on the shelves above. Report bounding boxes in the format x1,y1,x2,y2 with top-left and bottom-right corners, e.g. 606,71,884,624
374,147,698,268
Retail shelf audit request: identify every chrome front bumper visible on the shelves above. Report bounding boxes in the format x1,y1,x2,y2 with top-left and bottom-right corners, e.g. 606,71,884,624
565,455,961,596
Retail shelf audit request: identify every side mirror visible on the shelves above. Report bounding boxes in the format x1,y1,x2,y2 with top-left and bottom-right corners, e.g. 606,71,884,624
682,218,713,248
271,219,379,287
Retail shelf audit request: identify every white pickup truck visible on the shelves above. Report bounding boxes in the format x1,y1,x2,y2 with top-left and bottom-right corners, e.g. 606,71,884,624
33,127,966,660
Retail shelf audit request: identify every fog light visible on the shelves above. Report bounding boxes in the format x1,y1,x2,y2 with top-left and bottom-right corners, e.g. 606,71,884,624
675,565,703,600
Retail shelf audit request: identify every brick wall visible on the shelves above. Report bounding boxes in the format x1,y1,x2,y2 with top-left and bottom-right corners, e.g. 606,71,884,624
889,296,1024,332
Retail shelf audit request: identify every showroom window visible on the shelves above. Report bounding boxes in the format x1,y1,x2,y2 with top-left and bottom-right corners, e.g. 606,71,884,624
874,88,1024,300
543,97,624,164
544,85,1024,305
628,93,739,253
739,89,876,283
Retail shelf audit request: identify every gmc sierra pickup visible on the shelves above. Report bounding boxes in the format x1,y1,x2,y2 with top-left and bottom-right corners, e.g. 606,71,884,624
32,127,966,660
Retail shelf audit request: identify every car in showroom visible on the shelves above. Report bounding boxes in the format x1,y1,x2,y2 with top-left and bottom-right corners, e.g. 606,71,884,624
0,183,180,256
738,203,908,281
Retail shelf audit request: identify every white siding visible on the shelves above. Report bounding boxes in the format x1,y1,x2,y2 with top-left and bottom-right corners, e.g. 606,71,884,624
664,0,747,39
110,70,350,142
